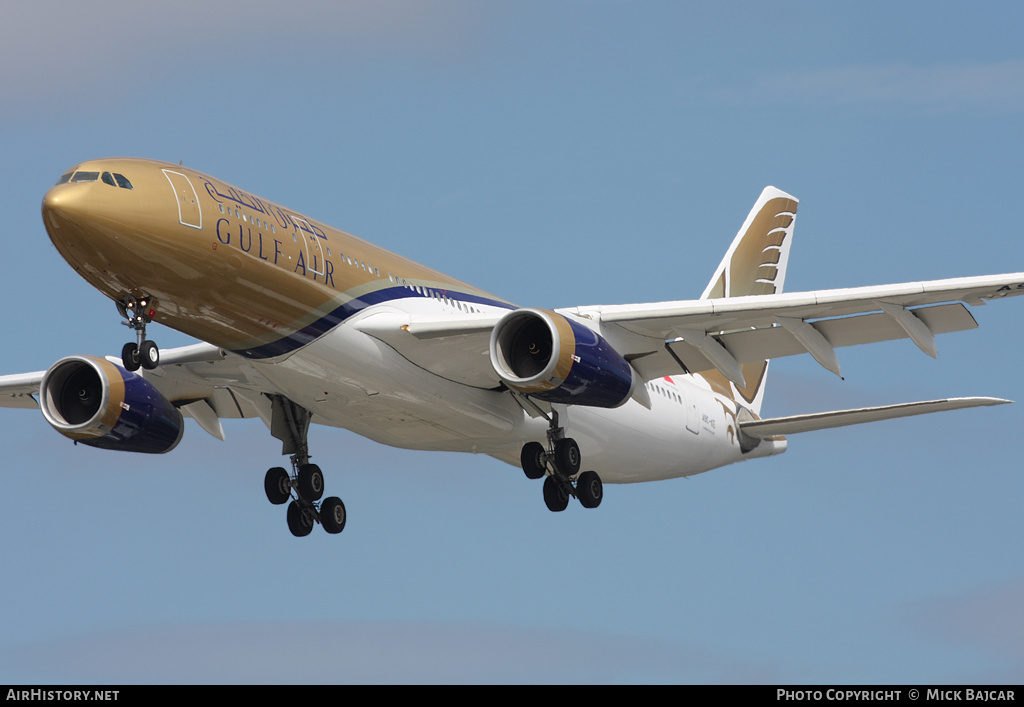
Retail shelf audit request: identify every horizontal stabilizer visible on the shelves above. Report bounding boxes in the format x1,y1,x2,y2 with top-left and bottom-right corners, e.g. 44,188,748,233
740,397,1011,438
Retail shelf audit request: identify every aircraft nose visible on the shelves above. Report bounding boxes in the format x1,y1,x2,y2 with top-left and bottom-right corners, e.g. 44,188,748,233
40,182,112,256
41,184,84,229
42,185,61,214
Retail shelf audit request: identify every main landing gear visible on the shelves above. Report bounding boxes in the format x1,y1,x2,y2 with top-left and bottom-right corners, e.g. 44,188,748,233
264,463,347,537
117,295,160,371
520,411,603,512
263,396,346,537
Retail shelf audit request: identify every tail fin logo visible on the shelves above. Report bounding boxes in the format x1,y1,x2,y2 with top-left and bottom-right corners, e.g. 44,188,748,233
702,188,798,300
697,187,799,413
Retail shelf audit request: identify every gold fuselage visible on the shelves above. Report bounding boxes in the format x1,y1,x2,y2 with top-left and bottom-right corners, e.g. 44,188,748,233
42,158,509,358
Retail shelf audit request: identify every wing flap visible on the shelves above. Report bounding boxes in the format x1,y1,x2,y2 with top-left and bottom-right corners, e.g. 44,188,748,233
716,302,977,364
740,396,1010,438
629,302,978,381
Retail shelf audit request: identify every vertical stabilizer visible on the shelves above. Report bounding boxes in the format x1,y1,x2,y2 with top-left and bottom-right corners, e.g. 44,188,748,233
697,187,798,415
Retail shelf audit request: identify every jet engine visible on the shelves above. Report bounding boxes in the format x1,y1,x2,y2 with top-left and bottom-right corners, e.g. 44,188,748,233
489,308,635,408
39,355,184,454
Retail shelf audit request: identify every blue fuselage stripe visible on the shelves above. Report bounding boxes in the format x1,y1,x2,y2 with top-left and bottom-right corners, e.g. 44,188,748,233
231,286,514,359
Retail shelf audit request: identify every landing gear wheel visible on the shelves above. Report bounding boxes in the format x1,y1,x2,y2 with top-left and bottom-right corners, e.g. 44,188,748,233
297,463,324,502
576,471,603,509
117,295,158,372
520,441,546,480
121,343,140,372
321,497,347,534
553,437,581,475
286,500,315,537
264,467,291,505
543,476,569,512
265,397,347,536
139,340,160,369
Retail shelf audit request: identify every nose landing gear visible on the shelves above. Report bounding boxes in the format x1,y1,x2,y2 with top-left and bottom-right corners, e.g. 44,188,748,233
117,295,160,371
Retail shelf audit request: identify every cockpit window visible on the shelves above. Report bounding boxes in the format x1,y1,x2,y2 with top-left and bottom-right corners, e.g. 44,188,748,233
56,169,133,189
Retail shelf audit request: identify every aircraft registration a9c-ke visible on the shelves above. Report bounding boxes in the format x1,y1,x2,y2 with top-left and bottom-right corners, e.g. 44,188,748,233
2,157,1022,536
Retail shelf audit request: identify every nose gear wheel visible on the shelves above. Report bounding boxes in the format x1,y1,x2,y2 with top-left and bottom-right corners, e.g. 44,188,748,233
117,295,160,370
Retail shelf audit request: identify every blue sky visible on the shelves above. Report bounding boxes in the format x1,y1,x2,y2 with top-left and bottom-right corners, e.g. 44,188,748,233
1,1,1023,684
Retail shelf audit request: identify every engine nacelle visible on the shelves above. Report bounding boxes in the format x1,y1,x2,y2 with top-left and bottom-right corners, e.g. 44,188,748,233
39,355,184,454
489,308,635,408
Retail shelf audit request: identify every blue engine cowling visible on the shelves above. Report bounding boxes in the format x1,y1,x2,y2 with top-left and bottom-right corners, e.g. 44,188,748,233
489,308,635,408
39,355,184,454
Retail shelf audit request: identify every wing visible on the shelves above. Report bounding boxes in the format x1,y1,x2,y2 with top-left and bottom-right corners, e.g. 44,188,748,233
576,273,1024,384
0,370,46,408
0,342,279,440
351,273,1024,390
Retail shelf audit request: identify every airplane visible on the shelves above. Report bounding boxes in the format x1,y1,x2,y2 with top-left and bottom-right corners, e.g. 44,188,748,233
2,157,1022,537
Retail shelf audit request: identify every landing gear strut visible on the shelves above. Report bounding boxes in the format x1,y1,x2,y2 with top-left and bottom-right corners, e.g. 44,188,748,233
117,295,160,371
520,410,603,512
263,395,346,537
